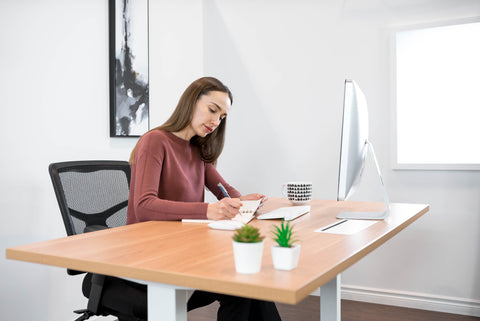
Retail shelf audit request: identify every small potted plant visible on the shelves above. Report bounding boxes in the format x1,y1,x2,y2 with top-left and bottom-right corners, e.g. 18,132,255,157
271,220,301,270
232,225,265,274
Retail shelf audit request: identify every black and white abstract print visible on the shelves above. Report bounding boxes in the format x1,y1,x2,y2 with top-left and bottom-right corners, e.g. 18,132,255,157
111,0,149,137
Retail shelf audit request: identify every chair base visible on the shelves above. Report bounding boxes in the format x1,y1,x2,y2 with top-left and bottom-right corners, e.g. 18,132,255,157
73,309,96,321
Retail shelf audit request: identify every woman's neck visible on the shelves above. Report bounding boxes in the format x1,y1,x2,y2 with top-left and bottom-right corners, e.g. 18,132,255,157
171,128,194,141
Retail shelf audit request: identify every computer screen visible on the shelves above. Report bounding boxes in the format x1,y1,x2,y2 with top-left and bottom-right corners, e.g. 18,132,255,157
336,80,390,220
337,80,369,201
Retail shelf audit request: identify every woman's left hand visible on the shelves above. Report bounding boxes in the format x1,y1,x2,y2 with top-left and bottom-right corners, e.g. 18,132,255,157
240,193,268,207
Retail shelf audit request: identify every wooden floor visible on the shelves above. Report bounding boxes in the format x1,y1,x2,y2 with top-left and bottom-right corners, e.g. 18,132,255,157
187,296,480,321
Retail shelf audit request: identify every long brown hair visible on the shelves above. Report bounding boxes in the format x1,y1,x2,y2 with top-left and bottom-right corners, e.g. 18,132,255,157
129,77,233,165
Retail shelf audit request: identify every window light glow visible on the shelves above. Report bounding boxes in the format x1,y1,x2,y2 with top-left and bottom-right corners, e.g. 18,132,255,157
396,21,480,166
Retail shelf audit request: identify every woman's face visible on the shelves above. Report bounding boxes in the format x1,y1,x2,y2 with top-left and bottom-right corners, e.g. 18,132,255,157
189,91,231,138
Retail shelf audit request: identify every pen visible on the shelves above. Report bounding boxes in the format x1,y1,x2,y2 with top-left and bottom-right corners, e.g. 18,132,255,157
217,182,231,198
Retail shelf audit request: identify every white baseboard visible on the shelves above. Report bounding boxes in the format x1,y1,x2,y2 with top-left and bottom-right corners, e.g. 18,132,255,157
72,287,480,319
311,285,480,317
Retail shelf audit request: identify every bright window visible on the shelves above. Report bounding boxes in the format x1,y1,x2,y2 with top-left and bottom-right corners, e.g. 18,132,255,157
394,19,480,170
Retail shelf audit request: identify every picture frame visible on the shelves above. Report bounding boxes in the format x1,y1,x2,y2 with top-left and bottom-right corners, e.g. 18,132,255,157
109,0,149,137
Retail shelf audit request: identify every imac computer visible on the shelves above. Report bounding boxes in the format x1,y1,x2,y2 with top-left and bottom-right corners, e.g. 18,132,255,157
336,80,390,220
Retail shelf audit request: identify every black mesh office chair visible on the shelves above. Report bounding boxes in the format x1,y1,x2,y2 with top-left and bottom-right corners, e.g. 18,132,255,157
49,160,146,321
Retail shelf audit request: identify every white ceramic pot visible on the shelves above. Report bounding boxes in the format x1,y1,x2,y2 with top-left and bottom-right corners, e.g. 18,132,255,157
271,244,301,271
232,240,264,274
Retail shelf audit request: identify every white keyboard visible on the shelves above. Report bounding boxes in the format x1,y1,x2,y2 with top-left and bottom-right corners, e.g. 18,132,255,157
257,205,310,221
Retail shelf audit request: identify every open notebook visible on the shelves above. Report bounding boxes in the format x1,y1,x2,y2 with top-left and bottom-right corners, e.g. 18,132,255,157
181,199,262,224
233,199,262,224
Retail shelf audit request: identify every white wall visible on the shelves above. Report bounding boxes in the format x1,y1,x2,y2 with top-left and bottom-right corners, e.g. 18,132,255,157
0,1,126,320
199,0,480,316
1,0,479,320
0,0,202,320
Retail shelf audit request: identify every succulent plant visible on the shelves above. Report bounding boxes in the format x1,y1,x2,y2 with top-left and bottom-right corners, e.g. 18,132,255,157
272,220,298,248
232,225,264,243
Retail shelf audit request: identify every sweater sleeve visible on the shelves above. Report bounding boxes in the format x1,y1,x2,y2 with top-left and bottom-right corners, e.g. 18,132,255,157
128,135,208,222
204,163,241,199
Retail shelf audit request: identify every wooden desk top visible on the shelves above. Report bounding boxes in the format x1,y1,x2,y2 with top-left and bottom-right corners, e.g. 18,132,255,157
6,198,428,304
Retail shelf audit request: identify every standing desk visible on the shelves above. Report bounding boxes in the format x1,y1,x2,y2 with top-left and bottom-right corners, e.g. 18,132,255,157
6,198,429,321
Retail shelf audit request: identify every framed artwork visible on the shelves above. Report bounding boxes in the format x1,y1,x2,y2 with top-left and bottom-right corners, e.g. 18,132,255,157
109,0,149,137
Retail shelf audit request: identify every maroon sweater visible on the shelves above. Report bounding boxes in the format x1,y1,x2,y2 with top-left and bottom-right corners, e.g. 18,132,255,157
127,129,241,224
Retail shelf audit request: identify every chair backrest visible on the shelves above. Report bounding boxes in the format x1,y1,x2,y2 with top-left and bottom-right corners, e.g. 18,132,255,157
49,160,131,236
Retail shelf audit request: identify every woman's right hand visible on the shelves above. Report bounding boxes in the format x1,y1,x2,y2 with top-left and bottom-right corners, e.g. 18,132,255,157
207,198,242,220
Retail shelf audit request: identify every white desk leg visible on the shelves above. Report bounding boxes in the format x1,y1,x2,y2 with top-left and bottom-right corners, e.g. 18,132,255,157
320,274,341,321
147,282,188,321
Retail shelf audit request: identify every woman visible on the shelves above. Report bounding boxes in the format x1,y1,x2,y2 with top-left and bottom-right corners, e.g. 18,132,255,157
127,77,282,321
127,76,262,223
